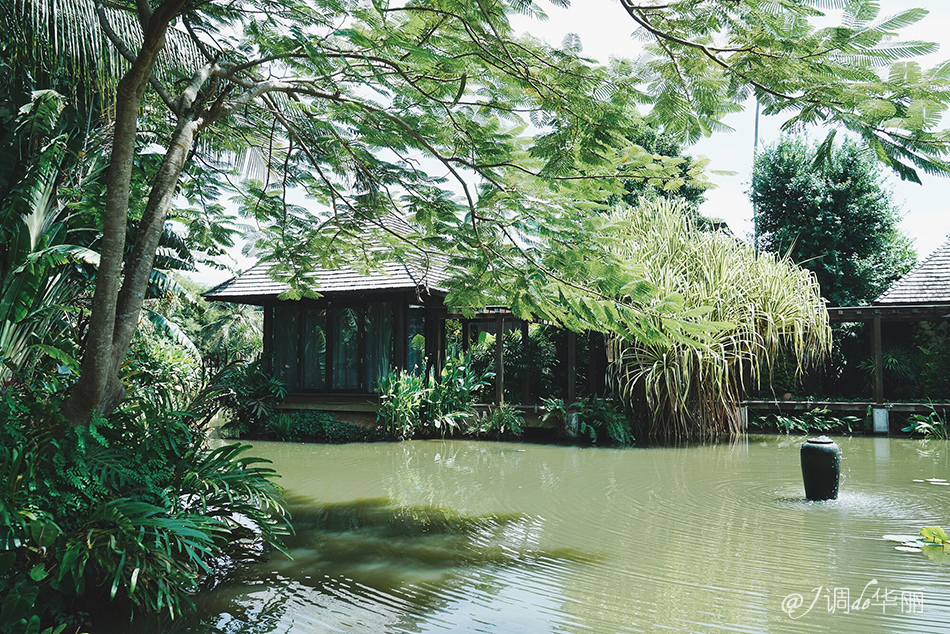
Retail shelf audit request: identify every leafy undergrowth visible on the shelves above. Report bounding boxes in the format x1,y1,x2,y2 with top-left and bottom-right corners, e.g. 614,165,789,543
0,386,290,632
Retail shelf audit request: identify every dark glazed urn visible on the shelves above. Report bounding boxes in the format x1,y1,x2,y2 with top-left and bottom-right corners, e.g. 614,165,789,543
801,436,841,501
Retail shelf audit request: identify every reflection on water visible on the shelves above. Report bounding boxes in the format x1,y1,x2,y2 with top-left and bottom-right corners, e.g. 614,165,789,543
96,436,950,633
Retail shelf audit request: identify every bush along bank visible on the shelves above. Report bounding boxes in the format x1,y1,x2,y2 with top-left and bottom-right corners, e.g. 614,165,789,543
220,355,635,446
0,376,290,632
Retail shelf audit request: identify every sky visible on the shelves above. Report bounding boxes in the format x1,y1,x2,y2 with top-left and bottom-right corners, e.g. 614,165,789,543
512,0,950,259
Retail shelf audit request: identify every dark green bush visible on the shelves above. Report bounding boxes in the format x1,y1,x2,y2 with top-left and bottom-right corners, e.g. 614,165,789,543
217,359,287,438
749,408,860,434
542,396,635,446
377,369,425,440
0,384,290,630
376,352,492,439
466,404,525,441
902,407,950,440
265,411,383,443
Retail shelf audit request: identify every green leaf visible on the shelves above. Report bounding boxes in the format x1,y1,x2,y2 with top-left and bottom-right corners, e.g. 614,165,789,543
920,526,949,545
0,551,15,574
28,564,48,583
0,582,39,625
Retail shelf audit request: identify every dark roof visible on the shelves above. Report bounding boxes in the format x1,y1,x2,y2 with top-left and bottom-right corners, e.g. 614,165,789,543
203,216,453,303
875,236,950,306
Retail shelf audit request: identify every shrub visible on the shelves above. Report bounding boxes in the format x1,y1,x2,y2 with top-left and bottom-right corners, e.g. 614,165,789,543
265,411,382,443
217,360,287,438
902,407,949,440
466,404,525,441
541,396,635,446
377,369,425,440
422,354,491,437
750,408,859,435
0,383,290,630
377,353,492,440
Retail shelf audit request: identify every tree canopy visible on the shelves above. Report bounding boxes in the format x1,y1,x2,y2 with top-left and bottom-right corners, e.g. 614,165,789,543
619,0,950,183
5,0,950,423
750,136,916,306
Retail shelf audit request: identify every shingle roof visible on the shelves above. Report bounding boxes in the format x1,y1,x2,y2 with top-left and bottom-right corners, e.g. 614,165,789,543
203,255,451,303
203,216,453,303
875,236,950,305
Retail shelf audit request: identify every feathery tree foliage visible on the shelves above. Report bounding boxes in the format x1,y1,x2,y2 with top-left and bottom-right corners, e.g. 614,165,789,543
750,136,916,306
4,0,950,424
618,121,707,208
619,0,950,183
607,199,832,444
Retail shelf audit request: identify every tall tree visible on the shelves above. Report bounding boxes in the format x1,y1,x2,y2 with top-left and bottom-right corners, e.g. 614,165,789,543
6,0,950,425
750,136,916,306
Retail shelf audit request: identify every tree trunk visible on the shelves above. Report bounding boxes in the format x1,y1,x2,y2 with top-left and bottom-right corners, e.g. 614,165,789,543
64,0,185,426
112,115,200,371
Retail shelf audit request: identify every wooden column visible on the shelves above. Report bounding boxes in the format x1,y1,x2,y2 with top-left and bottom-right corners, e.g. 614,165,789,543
873,315,884,404
424,306,436,378
262,303,273,373
296,305,305,391
437,312,446,374
495,313,504,405
394,301,406,371
521,320,530,405
566,330,577,405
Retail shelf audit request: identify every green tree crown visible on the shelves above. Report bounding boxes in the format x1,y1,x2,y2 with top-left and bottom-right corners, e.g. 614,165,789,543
750,136,916,306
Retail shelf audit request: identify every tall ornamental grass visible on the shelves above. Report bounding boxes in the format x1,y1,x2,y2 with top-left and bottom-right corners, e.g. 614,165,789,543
606,199,831,443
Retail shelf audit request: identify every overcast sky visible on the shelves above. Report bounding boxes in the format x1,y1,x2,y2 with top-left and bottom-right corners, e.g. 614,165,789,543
513,0,950,259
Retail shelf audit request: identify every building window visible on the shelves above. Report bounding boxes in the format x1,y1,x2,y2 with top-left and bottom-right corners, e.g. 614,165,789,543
331,307,360,390
273,304,298,388
271,301,398,392
364,302,393,391
300,308,327,389
407,304,426,374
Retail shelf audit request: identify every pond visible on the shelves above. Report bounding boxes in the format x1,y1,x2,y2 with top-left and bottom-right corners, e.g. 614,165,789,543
103,436,950,633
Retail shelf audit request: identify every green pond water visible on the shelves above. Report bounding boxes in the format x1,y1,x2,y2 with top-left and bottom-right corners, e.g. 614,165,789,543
104,436,950,633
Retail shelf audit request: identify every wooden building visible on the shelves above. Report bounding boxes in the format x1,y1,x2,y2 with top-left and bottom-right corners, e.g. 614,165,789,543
201,226,587,414
203,246,452,412
746,236,950,430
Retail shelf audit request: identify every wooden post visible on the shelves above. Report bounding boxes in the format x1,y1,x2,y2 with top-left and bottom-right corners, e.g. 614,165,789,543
873,315,884,404
297,305,305,391
587,331,607,397
393,301,406,371
437,312,446,374
424,306,435,378
262,303,273,374
495,313,504,405
356,305,365,392
567,330,577,405
521,320,530,405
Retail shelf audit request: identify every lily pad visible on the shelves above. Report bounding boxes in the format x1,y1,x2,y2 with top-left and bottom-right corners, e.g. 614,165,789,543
896,546,923,553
